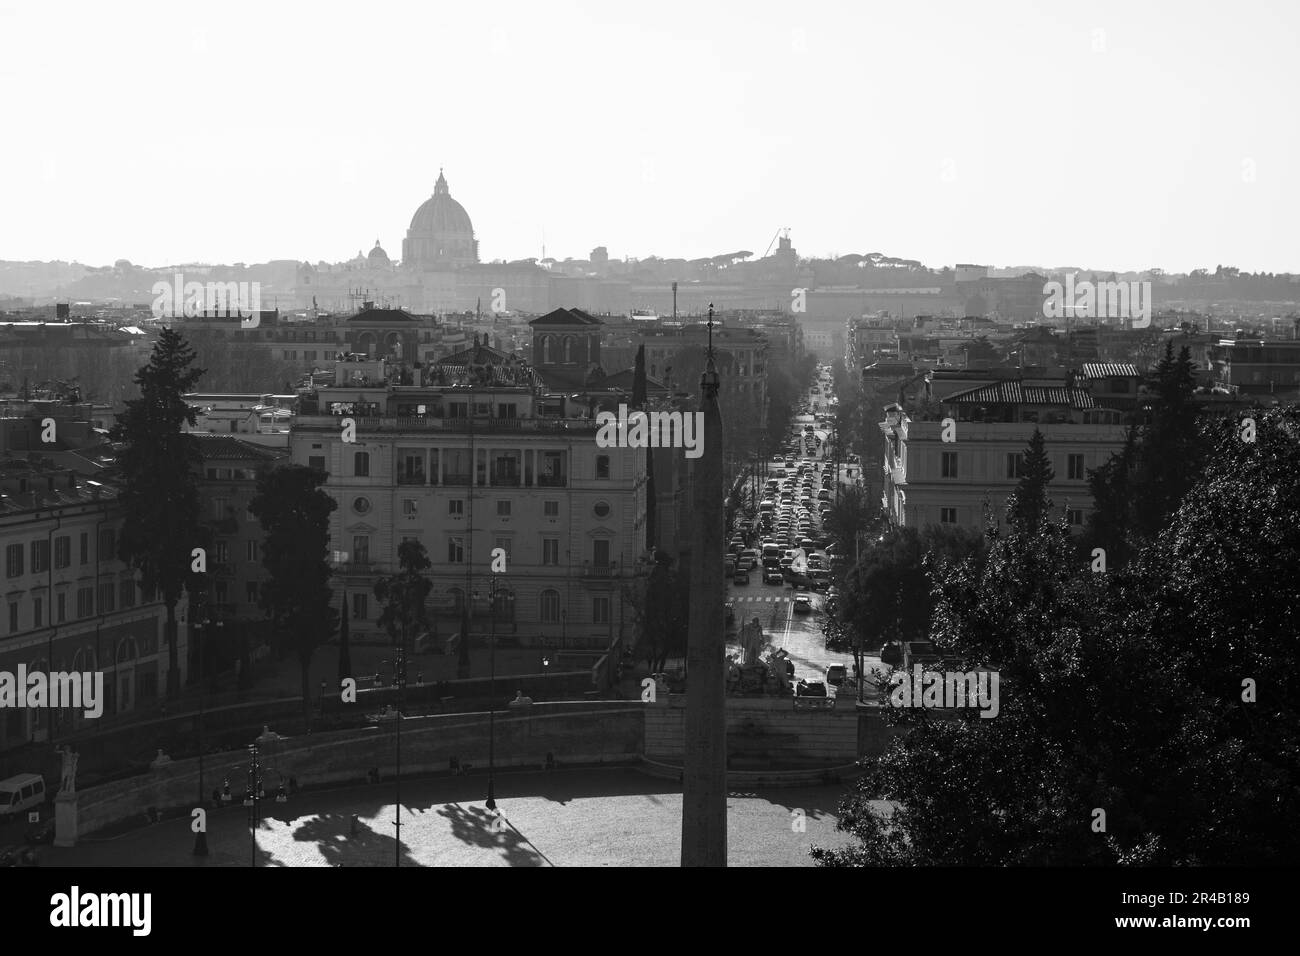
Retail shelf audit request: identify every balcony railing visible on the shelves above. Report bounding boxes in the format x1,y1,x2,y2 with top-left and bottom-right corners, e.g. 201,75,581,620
396,471,427,485
582,564,619,579
490,473,521,487
442,473,472,486
536,474,568,488
294,414,603,435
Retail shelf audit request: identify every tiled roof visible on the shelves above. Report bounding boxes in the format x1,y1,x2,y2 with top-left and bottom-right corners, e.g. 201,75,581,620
945,381,1096,408
530,308,603,327
1081,362,1139,379
194,435,287,461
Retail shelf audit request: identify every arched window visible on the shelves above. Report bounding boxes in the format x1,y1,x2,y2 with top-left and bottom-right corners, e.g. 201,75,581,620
539,589,560,624
563,336,574,363
542,336,554,364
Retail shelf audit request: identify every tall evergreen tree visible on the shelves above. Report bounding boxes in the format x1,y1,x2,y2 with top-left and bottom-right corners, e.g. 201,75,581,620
1006,428,1054,533
631,343,647,407
338,592,353,684
249,463,338,720
111,327,207,698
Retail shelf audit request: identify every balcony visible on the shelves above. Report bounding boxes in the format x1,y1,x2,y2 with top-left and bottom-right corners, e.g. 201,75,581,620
443,473,472,486
396,471,427,486
536,474,568,488
490,473,521,488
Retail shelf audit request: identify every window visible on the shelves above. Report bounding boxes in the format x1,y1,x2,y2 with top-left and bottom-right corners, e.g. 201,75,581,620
1006,453,1025,479
308,455,325,471
941,451,958,478
98,527,116,560
1067,454,1085,481
56,593,66,623
80,532,89,565
1067,508,1084,526
593,596,611,625
595,455,610,479
54,535,71,569
212,497,227,520
448,536,465,563
353,593,368,620
543,500,559,517
940,507,958,524
496,500,511,517
33,598,42,628
119,580,136,609
494,537,511,561
592,539,611,567
497,403,518,419
5,544,22,578
542,538,560,566
539,589,561,624
593,501,611,519
31,540,49,574
7,602,16,634
246,540,259,561
98,582,115,614
402,499,418,516
246,581,259,604
77,587,94,618
354,452,370,477
448,499,464,516
352,536,370,565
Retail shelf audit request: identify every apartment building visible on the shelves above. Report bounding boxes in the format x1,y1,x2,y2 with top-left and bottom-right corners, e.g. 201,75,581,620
289,348,651,659
879,376,1129,532
0,456,169,751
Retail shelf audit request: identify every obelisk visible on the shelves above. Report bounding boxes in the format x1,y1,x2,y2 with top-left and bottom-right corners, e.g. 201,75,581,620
681,305,727,866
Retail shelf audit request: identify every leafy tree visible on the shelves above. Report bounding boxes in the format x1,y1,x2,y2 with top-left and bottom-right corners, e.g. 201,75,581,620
373,540,434,659
624,555,690,673
1086,342,1208,563
812,407,1300,865
111,327,208,698
821,485,878,556
250,464,338,720
824,525,986,680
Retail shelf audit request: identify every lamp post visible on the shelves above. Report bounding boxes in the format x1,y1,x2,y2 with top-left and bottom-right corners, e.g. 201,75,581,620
474,573,511,812
245,743,261,868
193,608,208,857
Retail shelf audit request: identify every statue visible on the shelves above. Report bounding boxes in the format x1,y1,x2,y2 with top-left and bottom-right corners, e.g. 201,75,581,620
57,746,79,795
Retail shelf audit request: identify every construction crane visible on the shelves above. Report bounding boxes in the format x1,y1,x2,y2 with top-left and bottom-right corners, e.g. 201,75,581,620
763,227,790,259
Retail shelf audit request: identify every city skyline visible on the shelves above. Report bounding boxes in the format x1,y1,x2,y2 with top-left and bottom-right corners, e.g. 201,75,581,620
2,0,1297,273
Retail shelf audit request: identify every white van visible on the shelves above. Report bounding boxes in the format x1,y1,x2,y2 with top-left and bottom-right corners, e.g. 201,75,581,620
0,773,46,821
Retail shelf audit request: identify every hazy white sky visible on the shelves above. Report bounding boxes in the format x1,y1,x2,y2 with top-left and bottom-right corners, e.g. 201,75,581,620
1,0,1296,273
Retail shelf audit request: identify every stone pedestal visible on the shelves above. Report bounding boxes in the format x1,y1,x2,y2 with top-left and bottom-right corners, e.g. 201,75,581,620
54,792,79,847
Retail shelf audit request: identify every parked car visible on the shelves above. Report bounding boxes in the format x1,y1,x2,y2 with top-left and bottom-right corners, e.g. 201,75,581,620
825,664,847,687
733,571,750,585
795,679,827,698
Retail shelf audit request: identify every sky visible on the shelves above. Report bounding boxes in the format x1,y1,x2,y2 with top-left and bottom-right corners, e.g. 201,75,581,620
1,0,1297,274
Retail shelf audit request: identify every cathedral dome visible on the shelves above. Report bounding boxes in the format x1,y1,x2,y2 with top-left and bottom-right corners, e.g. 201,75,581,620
408,170,474,237
367,240,391,266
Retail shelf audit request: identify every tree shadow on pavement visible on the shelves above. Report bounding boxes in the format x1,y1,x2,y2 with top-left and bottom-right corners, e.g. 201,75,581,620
286,810,420,867
435,802,546,866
